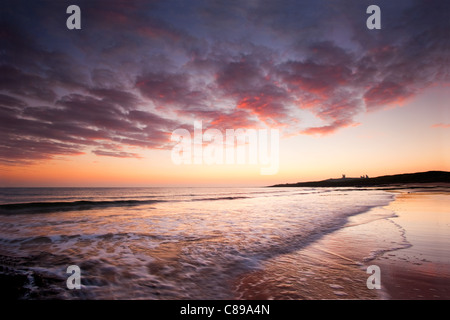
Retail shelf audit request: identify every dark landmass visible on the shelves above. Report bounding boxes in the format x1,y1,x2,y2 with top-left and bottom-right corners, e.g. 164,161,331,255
269,171,450,188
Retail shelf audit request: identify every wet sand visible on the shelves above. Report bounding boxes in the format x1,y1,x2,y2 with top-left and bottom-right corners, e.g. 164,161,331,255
233,189,450,300
1,188,448,300
372,191,450,299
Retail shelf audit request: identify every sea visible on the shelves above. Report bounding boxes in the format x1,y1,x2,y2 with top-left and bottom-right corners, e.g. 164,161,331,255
0,187,405,299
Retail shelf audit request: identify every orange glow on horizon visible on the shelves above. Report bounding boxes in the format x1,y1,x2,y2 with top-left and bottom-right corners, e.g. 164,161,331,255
1,87,448,188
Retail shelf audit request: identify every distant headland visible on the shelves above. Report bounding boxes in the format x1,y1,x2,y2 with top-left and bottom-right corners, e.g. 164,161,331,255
269,171,450,188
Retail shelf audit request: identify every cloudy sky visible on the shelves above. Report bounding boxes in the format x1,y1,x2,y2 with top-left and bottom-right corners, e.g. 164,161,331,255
1,0,449,186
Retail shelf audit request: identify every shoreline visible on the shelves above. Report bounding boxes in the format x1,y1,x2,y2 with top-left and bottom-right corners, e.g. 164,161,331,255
371,190,450,299
232,187,450,300
1,187,449,300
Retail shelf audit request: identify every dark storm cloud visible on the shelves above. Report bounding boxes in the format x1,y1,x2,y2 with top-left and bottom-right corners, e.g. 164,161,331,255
1,0,448,163
0,91,179,163
0,66,57,102
0,94,27,108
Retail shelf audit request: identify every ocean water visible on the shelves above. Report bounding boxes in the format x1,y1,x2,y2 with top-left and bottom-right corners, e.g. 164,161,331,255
0,187,398,299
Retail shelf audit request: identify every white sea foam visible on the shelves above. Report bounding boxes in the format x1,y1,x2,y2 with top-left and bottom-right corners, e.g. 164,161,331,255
0,187,395,299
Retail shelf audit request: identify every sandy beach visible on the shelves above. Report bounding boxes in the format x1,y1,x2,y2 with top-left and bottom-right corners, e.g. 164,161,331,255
1,186,448,300
233,188,450,300
372,190,450,299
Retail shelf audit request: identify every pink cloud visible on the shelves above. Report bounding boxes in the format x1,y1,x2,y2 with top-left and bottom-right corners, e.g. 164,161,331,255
2,0,449,165
432,123,450,128
364,81,414,110
301,120,359,136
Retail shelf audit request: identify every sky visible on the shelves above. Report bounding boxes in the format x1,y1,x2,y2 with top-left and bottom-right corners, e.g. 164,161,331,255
1,0,449,187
